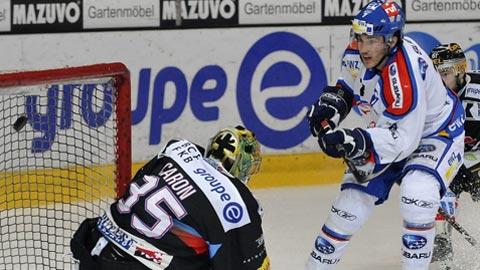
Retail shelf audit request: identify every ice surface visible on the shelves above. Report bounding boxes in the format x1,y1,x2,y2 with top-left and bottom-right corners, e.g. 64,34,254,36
254,184,480,270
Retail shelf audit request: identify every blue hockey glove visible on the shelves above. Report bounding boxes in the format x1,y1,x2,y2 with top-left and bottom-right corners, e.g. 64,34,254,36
319,128,373,160
307,86,353,138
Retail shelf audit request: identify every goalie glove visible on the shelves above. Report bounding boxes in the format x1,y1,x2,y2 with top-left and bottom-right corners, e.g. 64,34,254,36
307,85,353,137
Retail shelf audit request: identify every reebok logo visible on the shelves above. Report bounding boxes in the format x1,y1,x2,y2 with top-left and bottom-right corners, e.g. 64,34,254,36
13,2,81,25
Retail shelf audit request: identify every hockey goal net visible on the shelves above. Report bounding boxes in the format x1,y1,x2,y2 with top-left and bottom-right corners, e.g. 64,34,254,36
0,63,132,269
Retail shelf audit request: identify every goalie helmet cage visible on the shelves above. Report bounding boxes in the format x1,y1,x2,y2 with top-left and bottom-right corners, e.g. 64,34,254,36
0,63,132,269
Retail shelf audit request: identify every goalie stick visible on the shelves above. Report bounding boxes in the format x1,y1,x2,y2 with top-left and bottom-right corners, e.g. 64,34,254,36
437,207,477,247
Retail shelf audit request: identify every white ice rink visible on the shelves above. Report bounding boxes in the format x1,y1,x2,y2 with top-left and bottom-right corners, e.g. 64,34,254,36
255,184,480,270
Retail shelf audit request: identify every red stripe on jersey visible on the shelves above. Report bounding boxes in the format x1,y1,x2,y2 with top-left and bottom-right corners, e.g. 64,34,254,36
347,40,358,50
381,50,414,116
171,227,208,255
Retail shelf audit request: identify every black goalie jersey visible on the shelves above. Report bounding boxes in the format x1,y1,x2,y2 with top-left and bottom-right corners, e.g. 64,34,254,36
460,72,480,151
109,139,270,270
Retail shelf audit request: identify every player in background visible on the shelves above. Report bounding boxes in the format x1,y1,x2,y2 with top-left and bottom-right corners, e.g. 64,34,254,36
305,1,465,269
430,43,480,269
70,126,270,270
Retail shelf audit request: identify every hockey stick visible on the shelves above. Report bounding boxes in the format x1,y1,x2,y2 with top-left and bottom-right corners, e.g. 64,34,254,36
437,207,477,246
467,160,480,173
344,151,402,183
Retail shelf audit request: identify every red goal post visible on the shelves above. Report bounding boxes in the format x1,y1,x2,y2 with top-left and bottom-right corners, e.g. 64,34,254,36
0,62,132,197
0,63,132,269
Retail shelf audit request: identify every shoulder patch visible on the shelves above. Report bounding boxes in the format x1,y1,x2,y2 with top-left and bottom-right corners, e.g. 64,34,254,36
381,51,414,117
341,46,361,80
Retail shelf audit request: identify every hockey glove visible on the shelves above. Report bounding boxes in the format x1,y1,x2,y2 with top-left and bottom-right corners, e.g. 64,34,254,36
319,128,373,160
307,86,353,138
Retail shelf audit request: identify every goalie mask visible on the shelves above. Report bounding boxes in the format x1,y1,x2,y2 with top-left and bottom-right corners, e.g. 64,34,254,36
206,126,261,184
430,43,467,92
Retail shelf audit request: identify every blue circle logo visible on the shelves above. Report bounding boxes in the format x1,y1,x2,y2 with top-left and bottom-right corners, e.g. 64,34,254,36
315,236,335,254
402,234,427,250
223,202,243,223
237,31,327,149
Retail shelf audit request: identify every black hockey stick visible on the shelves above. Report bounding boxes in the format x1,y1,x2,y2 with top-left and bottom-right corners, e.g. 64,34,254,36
468,160,480,173
437,207,477,246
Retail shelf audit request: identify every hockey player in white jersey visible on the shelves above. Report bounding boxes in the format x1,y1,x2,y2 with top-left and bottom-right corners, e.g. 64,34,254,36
305,1,465,269
429,43,480,269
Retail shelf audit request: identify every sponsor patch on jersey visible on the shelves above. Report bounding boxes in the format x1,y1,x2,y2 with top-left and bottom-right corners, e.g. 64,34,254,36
382,51,414,117
388,63,403,109
465,85,480,99
407,138,445,171
134,246,164,264
464,99,480,121
417,58,428,81
342,52,361,80
165,140,251,232
414,144,436,153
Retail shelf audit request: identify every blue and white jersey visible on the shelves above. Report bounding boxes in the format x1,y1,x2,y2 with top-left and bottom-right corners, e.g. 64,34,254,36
337,37,464,165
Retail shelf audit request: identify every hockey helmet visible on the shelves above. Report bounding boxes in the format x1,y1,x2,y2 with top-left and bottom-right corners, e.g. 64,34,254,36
352,0,405,42
430,43,467,75
206,126,261,184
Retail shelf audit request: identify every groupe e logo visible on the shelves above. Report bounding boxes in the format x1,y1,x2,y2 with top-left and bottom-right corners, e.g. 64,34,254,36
223,202,243,223
237,31,327,149
134,31,328,150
